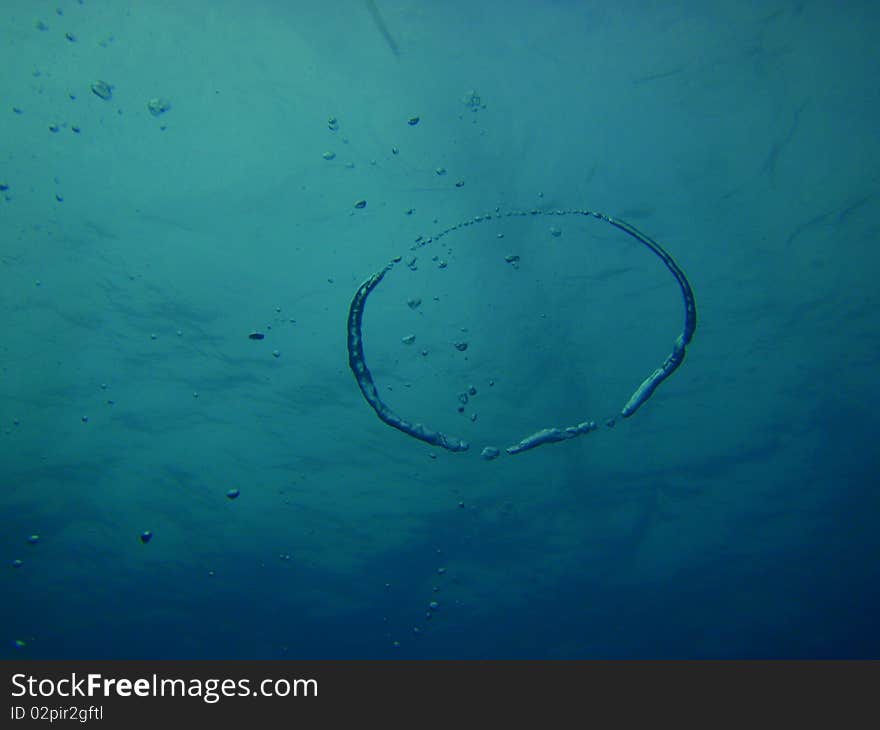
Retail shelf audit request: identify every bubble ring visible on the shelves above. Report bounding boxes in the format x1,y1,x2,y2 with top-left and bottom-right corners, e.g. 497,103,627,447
347,209,697,456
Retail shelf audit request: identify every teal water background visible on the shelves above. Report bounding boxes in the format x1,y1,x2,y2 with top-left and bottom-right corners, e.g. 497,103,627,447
1,0,877,658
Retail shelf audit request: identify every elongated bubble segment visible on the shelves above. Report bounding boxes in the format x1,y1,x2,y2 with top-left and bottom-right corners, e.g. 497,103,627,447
346,209,697,455
347,264,469,452
505,422,598,455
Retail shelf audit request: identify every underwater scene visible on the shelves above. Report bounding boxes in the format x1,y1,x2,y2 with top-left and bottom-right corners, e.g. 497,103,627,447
1,0,878,659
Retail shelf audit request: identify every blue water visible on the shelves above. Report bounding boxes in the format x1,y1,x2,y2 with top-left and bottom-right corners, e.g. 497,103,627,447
2,0,878,659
